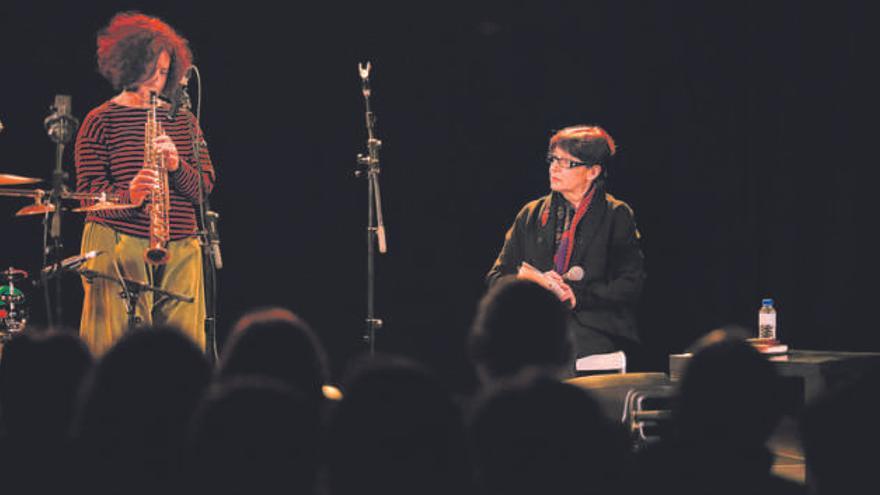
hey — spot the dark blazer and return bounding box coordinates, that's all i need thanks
[486,184,645,356]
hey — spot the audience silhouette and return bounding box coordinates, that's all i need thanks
[637,335,804,495]
[0,329,93,493]
[469,369,632,495]
[470,278,572,382]
[183,376,321,495]
[72,325,210,495]
[4,307,860,495]
[800,366,880,495]
[0,329,92,441]
[217,306,331,402]
[326,354,474,495]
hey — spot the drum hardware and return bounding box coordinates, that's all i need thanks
[0,267,29,339]
[2,95,145,331]
[0,173,42,186]
[67,191,133,212]
[1,186,132,216]
[71,201,137,213]
[27,253,193,333]
[41,94,79,328]
[77,264,193,333]
[40,250,104,279]
[0,188,55,216]
[0,187,46,198]
[17,203,55,216]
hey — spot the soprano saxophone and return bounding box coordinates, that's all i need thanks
[144,92,171,265]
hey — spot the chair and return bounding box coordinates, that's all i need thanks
[623,384,677,451]
[566,372,677,450]
[567,372,669,421]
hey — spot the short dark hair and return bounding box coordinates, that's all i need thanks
[96,11,192,97]
[549,124,617,168]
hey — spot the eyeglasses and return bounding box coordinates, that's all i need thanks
[545,154,592,170]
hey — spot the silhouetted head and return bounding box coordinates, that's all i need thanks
[327,354,472,495]
[470,278,572,382]
[684,324,753,354]
[72,325,210,489]
[676,338,782,450]
[800,367,880,494]
[0,329,93,440]
[218,307,330,401]
[185,376,321,495]
[468,370,629,495]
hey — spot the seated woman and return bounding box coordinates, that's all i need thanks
[486,125,645,369]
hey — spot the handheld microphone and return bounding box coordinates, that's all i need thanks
[563,265,584,282]
[545,266,584,304]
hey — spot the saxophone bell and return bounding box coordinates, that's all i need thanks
[145,244,170,265]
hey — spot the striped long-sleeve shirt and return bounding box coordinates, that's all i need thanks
[75,100,216,240]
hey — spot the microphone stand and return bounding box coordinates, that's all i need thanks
[75,265,195,333]
[180,66,222,365]
[42,95,79,328]
[356,62,387,356]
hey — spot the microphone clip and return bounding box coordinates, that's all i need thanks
[358,61,372,97]
[44,95,80,145]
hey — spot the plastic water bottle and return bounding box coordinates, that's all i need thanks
[758,298,777,340]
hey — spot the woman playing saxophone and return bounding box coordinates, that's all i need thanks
[75,11,216,355]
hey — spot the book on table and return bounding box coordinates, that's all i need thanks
[746,338,789,355]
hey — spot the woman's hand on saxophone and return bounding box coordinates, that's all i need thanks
[154,133,179,172]
[130,168,159,206]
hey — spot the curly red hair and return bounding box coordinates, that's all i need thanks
[96,11,192,98]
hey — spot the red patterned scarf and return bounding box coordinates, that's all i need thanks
[552,185,597,274]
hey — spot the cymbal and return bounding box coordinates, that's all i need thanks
[15,203,55,216]
[62,191,124,202]
[72,202,138,213]
[0,173,41,186]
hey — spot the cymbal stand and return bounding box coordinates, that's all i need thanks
[42,95,79,328]
[355,62,388,356]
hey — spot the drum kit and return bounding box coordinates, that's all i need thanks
[1,171,186,341]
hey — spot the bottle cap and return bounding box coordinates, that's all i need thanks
[762,298,774,306]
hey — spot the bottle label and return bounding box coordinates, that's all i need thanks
[759,312,777,339]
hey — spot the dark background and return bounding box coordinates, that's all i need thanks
[2,1,876,392]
